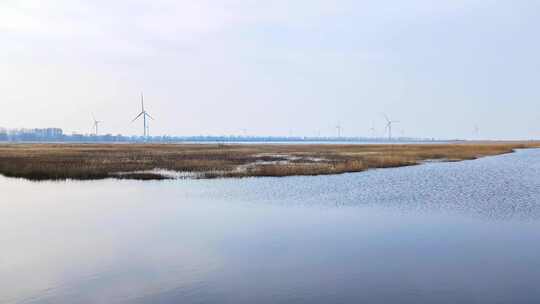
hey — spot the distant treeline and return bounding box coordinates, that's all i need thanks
[0,127,440,143]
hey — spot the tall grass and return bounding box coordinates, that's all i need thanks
[0,142,538,180]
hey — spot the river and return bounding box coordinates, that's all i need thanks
[1,149,539,303]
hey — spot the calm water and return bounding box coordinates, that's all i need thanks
[1,149,540,303]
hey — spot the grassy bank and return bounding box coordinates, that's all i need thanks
[0,142,538,181]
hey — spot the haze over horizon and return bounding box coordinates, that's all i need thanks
[2,0,539,140]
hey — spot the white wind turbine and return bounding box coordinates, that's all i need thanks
[369,121,376,138]
[92,114,102,136]
[382,114,399,141]
[132,92,154,138]
[336,122,342,138]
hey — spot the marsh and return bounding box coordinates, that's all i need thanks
[0,142,538,180]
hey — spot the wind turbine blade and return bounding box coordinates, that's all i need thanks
[141,92,144,111]
[132,111,144,122]
[145,112,155,120]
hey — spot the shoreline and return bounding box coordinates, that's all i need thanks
[0,142,538,181]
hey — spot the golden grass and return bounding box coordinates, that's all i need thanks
[0,142,538,180]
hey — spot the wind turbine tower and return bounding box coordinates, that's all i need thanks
[383,114,399,141]
[92,114,102,136]
[336,123,342,138]
[370,121,376,138]
[132,92,154,138]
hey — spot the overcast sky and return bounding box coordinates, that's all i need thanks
[1,0,539,139]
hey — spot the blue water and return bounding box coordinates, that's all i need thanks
[1,149,540,303]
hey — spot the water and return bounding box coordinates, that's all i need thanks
[1,149,540,303]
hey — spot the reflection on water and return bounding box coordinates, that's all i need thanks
[1,149,540,303]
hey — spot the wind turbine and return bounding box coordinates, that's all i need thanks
[92,114,102,136]
[382,114,399,141]
[369,121,376,138]
[132,92,154,138]
[336,123,342,138]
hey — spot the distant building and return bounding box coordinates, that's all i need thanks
[5,128,64,142]
[33,128,63,139]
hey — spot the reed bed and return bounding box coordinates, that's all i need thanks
[0,142,538,180]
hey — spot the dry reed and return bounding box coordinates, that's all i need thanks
[0,142,538,180]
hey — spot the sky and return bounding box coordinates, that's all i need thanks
[1,0,539,139]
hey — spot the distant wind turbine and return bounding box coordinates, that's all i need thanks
[336,123,342,138]
[132,92,154,138]
[92,114,102,136]
[369,121,376,138]
[382,114,399,141]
